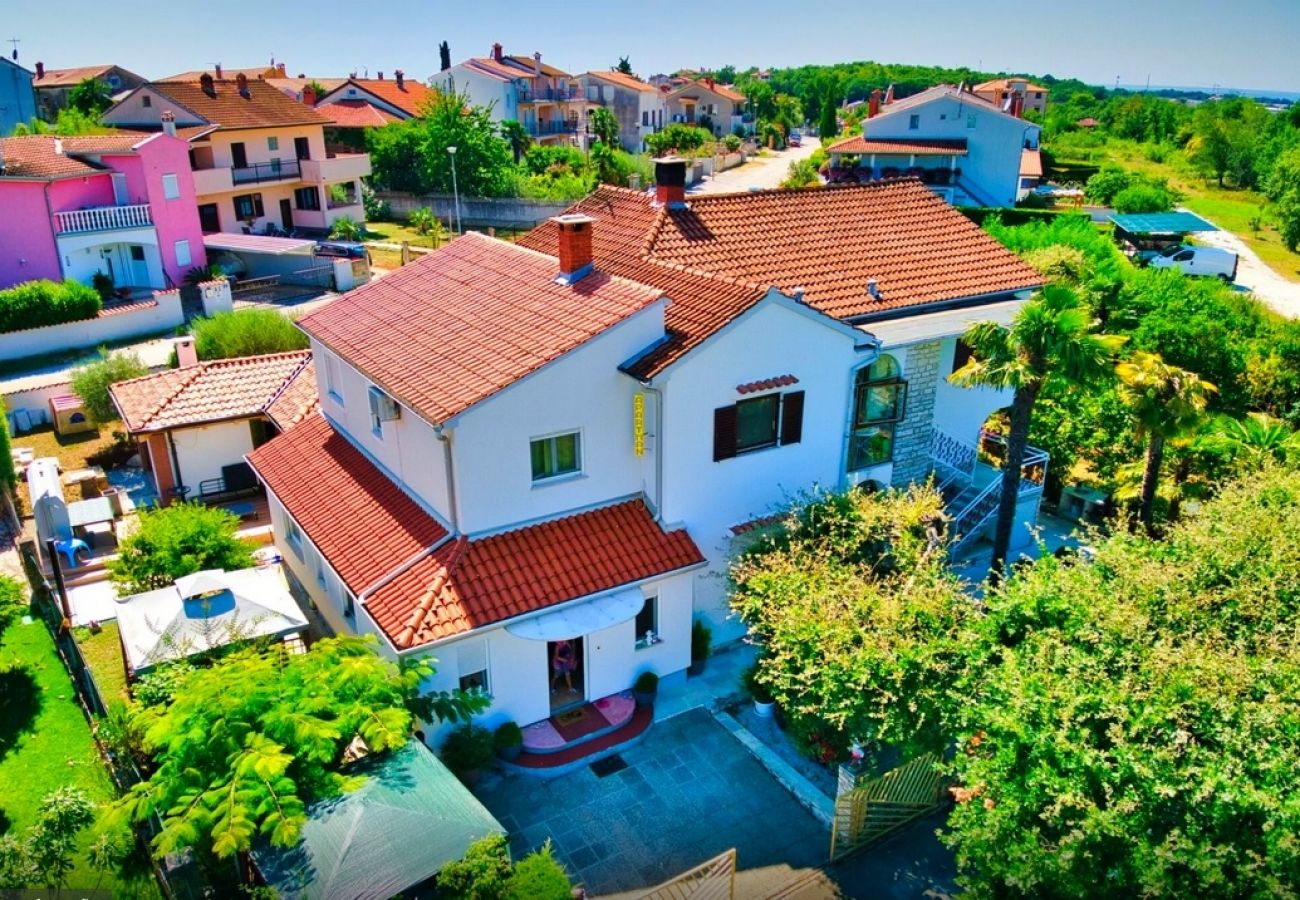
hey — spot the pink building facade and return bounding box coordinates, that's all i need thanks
[0,133,206,292]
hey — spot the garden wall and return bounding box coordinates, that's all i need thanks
[376,192,573,229]
[0,290,184,362]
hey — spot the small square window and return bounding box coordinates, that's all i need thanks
[267,136,279,151]
[459,670,489,692]
[908,114,920,130]
[142,95,152,108]
[162,173,180,199]
[174,239,191,267]
[531,431,581,481]
[635,596,659,649]
[458,641,489,693]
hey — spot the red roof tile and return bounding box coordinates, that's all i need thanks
[110,351,313,432]
[265,361,320,430]
[0,136,105,179]
[317,100,400,128]
[586,71,658,93]
[1020,148,1043,178]
[247,416,449,596]
[464,58,529,82]
[366,499,704,648]
[338,78,437,117]
[825,136,968,156]
[296,232,663,424]
[145,79,330,130]
[736,374,798,395]
[33,65,122,88]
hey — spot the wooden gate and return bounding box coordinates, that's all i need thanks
[829,753,946,862]
[634,848,736,900]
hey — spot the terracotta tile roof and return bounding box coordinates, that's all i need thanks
[736,374,798,395]
[974,78,1049,94]
[109,351,313,433]
[825,136,968,156]
[147,79,330,130]
[506,55,570,78]
[586,71,658,93]
[367,499,704,648]
[317,100,400,128]
[340,78,437,117]
[1020,148,1044,178]
[645,180,1043,320]
[296,231,663,423]
[247,416,449,596]
[163,66,280,82]
[0,135,106,179]
[464,57,528,82]
[874,84,1008,119]
[265,361,320,430]
[33,64,118,87]
[671,80,745,103]
[263,77,347,96]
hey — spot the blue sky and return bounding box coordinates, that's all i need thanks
[12,0,1300,94]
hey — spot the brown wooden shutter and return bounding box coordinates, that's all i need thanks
[780,391,804,446]
[713,405,738,461]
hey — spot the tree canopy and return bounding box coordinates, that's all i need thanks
[70,348,147,424]
[67,77,113,116]
[109,503,256,595]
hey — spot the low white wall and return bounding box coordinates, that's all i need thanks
[0,291,184,362]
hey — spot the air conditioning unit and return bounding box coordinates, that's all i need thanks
[368,386,401,422]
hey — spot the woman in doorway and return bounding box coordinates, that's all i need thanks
[551,639,577,693]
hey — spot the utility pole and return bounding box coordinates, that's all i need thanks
[447,145,462,235]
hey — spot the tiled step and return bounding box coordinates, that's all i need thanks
[504,706,654,778]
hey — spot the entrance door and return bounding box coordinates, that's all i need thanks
[128,245,148,286]
[279,198,294,232]
[547,637,584,713]
[197,203,220,233]
[230,142,248,169]
[294,136,310,161]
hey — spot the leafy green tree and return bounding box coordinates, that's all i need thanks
[0,575,26,642]
[108,636,487,861]
[504,842,571,900]
[1277,188,1300,252]
[109,503,255,595]
[780,158,821,188]
[499,119,531,164]
[817,87,839,140]
[1116,351,1216,530]
[589,106,620,148]
[1111,182,1172,213]
[439,41,451,73]
[1214,412,1300,469]
[191,308,309,360]
[1188,112,1234,186]
[614,56,634,76]
[67,77,112,116]
[0,787,95,891]
[437,834,513,899]
[366,89,513,197]
[71,348,148,423]
[952,286,1121,575]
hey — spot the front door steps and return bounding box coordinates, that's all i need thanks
[505,690,654,778]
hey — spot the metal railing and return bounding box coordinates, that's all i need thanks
[948,434,1049,553]
[528,119,579,136]
[55,203,152,234]
[231,157,302,185]
[930,429,979,489]
[518,85,579,103]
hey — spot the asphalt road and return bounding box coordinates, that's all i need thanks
[691,138,822,195]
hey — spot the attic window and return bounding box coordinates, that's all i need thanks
[142,95,152,108]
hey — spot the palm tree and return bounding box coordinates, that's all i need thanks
[500,119,531,165]
[1116,351,1216,532]
[1214,412,1300,470]
[951,285,1121,575]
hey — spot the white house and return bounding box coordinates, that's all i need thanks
[827,84,1041,207]
[578,71,667,152]
[248,161,1043,748]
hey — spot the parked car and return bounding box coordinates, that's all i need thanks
[314,240,370,261]
[1146,244,1238,281]
[788,129,802,147]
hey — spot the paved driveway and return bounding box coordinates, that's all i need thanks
[1196,224,1300,317]
[474,707,828,897]
[692,139,822,195]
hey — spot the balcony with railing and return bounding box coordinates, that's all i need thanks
[527,119,579,137]
[518,85,579,103]
[231,158,302,186]
[54,204,153,235]
[300,153,371,184]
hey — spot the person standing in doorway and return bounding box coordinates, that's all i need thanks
[551,639,577,693]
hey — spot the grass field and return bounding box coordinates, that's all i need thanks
[0,618,160,896]
[73,621,129,707]
[12,425,125,516]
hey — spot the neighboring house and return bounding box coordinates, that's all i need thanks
[109,347,316,502]
[314,74,436,150]
[0,132,206,291]
[435,43,591,146]
[666,79,750,137]
[163,63,286,83]
[973,78,1049,116]
[247,161,1043,744]
[31,63,145,119]
[578,71,666,152]
[102,73,371,235]
[828,84,1041,207]
[0,57,36,135]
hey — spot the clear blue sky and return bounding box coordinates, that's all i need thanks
[11,0,1300,94]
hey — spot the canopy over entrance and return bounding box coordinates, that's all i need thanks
[1108,211,1218,237]
[505,588,644,641]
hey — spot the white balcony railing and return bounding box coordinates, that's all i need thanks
[55,204,153,235]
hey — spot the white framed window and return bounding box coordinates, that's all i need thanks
[284,517,304,559]
[635,595,660,649]
[267,136,279,151]
[457,639,490,693]
[368,385,400,437]
[322,353,344,405]
[530,430,581,481]
[174,239,191,267]
[162,173,180,199]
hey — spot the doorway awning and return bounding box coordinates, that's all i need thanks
[505,588,645,641]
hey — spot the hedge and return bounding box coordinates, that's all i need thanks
[959,207,1092,227]
[0,279,102,334]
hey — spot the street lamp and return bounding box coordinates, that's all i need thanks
[447,145,462,235]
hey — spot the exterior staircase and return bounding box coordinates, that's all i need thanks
[929,429,1048,556]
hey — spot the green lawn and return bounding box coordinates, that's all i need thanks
[0,618,160,896]
[73,621,129,707]
[363,220,447,248]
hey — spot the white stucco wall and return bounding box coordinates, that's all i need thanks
[170,418,255,492]
[931,336,1012,443]
[435,66,517,123]
[0,291,184,362]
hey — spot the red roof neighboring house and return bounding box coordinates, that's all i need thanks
[109,351,315,433]
[113,79,330,132]
[825,136,969,156]
[319,77,437,119]
[32,64,141,88]
[1020,148,1044,179]
[585,71,658,93]
[296,231,664,424]
[1076,117,1100,128]
[317,100,401,128]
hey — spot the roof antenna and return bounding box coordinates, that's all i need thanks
[6,37,18,61]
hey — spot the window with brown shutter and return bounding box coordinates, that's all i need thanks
[713,405,738,461]
[780,391,804,445]
[714,390,803,461]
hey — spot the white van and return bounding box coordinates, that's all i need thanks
[1147,244,1239,281]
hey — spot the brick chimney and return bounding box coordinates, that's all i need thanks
[200,73,216,97]
[653,156,687,208]
[236,72,249,97]
[302,85,317,106]
[395,69,405,90]
[34,61,44,80]
[551,214,595,282]
[161,110,177,137]
[533,52,542,77]
[175,336,199,369]
[277,62,286,76]
[492,42,503,62]
[214,63,223,80]
[1010,94,1024,118]
[377,71,384,80]
[868,89,881,118]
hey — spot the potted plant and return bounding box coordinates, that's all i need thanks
[689,618,712,677]
[742,661,775,718]
[632,671,659,708]
[493,721,523,762]
[440,723,494,785]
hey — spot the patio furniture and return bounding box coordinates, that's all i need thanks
[67,496,115,530]
[52,538,91,569]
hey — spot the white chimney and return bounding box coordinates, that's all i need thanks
[533,52,542,77]
[53,138,63,155]
[161,111,177,137]
[866,278,880,299]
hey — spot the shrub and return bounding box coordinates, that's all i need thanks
[408,206,436,235]
[1084,164,1135,205]
[493,721,522,751]
[70,348,148,423]
[724,133,743,152]
[361,181,391,221]
[633,670,659,693]
[691,618,712,662]
[108,503,255,595]
[328,216,363,241]
[504,842,571,900]
[131,661,195,707]
[438,834,513,899]
[1023,245,1090,284]
[780,158,821,189]
[0,414,14,490]
[741,661,773,703]
[191,309,309,360]
[522,144,587,177]
[0,279,101,333]
[1112,183,1173,214]
[183,263,226,286]
[646,123,713,157]
[0,574,26,640]
[91,271,115,301]
[439,723,494,777]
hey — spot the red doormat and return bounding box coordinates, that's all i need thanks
[553,704,611,743]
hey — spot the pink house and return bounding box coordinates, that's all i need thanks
[0,131,206,293]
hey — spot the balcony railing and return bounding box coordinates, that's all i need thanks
[231,158,302,186]
[55,204,153,235]
[518,85,579,103]
[528,120,579,137]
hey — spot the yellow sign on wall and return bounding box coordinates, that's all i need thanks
[633,393,646,457]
